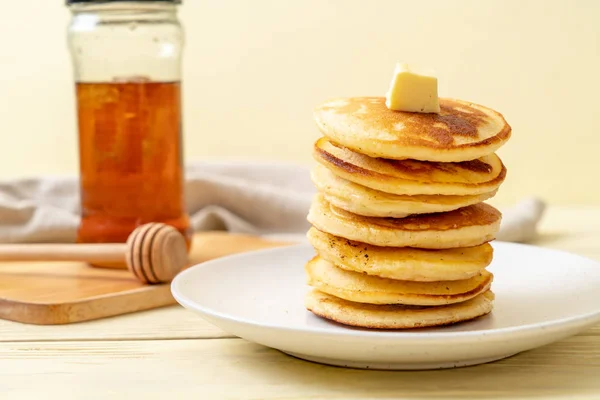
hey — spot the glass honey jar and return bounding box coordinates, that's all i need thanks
[66,0,191,257]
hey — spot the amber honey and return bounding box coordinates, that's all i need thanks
[75,80,191,250]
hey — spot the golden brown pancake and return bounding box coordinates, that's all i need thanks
[313,97,511,162]
[311,163,497,218]
[307,193,501,249]
[305,289,495,329]
[305,256,493,306]
[307,227,493,281]
[314,137,506,196]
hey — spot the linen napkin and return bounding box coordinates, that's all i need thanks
[0,161,545,244]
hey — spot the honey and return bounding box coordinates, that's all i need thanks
[75,80,191,250]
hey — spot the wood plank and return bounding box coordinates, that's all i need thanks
[1,335,599,399]
[0,305,232,342]
[0,232,291,325]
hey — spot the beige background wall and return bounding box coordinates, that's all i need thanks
[0,0,598,206]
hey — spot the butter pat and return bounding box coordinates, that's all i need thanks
[385,63,440,113]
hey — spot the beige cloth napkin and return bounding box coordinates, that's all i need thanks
[0,161,545,244]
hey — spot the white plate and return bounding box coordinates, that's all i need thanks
[171,242,600,370]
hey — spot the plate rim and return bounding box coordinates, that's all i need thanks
[171,241,600,342]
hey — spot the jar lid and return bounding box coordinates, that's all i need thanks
[66,0,181,4]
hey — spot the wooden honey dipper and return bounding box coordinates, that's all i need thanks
[0,222,188,284]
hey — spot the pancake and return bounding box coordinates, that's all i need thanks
[305,256,493,306]
[307,194,501,249]
[313,97,511,162]
[314,137,506,196]
[305,289,495,329]
[307,227,493,281]
[311,163,497,218]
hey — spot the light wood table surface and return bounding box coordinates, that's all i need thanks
[1,205,599,399]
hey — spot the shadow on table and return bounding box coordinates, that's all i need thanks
[220,335,599,398]
[528,232,568,246]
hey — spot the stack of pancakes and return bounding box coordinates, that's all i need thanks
[304,97,511,329]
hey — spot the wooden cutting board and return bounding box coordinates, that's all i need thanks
[0,232,293,325]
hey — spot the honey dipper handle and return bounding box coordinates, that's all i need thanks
[0,243,127,264]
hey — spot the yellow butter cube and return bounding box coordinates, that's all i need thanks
[385,63,440,114]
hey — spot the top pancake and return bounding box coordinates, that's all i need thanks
[314,97,511,162]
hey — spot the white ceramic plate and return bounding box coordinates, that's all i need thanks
[171,242,600,370]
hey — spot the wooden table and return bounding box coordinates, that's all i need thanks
[1,205,599,399]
